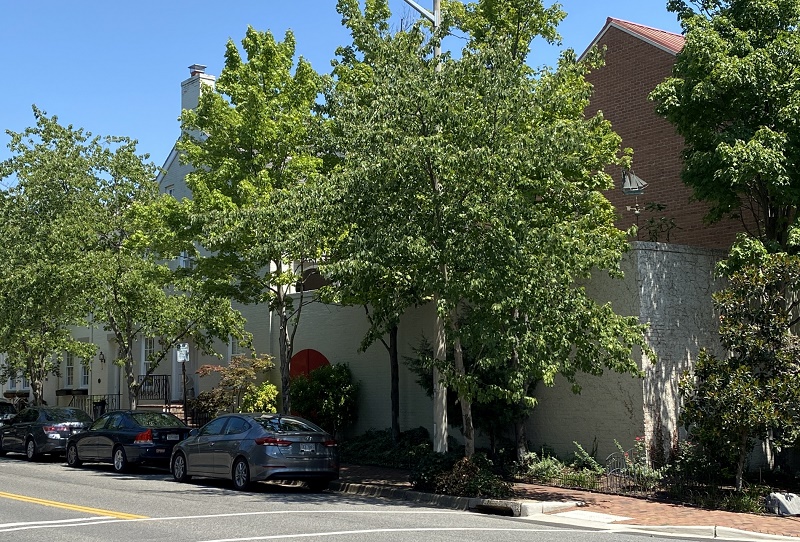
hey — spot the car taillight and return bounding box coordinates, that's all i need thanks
[323,439,337,447]
[42,425,63,433]
[254,436,292,446]
[134,429,153,444]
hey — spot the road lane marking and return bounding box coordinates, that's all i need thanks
[0,491,147,520]
[0,517,110,528]
[201,528,598,541]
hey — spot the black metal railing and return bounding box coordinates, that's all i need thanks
[68,394,121,419]
[137,374,170,404]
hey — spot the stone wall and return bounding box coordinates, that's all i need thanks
[525,242,726,461]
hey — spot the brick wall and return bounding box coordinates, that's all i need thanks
[587,27,742,250]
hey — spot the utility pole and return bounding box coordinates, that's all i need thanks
[402,0,447,454]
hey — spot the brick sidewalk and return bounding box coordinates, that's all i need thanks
[339,464,800,538]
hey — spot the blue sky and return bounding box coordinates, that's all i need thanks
[0,1,682,169]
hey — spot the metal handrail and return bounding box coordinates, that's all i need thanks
[137,374,170,404]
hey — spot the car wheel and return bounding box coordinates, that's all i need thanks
[66,443,82,467]
[232,458,250,490]
[172,452,191,483]
[306,479,330,492]
[112,446,128,473]
[25,438,38,461]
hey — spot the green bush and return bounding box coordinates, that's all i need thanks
[240,382,279,413]
[432,454,513,498]
[410,450,462,492]
[339,427,434,469]
[291,364,360,438]
[518,452,564,483]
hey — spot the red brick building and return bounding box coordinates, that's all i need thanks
[583,18,742,250]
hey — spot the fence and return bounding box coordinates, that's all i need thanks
[137,374,170,404]
[68,394,122,419]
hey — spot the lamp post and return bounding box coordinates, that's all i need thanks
[402,0,448,454]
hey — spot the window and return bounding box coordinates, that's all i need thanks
[230,336,247,360]
[165,185,175,197]
[7,375,29,391]
[178,250,192,268]
[294,262,330,293]
[199,416,228,436]
[224,417,250,435]
[80,363,90,388]
[65,353,74,387]
[143,337,157,375]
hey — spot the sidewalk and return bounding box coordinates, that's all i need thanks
[333,464,800,540]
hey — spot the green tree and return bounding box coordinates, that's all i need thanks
[680,236,800,490]
[328,0,649,458]
[651,0,800,251]
[179,26,326,415]
[0,107,246,409]
[196,354,276,414]
[0,108,97,404]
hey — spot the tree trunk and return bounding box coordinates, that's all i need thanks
[735,430,750,491]
[515,418,527,462]
[452,330,474,458]
[30,378,44,406]
[125,358,139,410]
[389,324,400,444]
[432,294,448,453]
[279,303,292,415]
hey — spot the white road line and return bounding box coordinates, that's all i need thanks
[201,527,599,542]
[0,516,108,532]
[0,510,467,533]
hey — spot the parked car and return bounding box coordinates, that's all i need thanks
[170,413,339,491]
[66,410,191,472]
[0,406,93,460]
[0,401,16,425]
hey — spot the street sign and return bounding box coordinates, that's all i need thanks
[177,343,189,363]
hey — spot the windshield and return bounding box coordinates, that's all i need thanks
[0,403,15,415]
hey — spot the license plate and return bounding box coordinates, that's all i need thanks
[300,443,315,453]
[166,434,180,441]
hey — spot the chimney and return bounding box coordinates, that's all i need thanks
[181,63,216,112]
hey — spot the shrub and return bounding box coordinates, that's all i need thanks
[572,441,604,474]
[340,427,434,469]
[291,364,360,438]
[432,454,513,498]
[518,452,564,484]
[410,450,461,492]
[195,354,275,413]
[240,382,279,413]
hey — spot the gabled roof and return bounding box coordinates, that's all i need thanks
[579,17,685,60]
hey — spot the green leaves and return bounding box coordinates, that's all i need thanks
[179,27,327,414]
[652,0,800,250]
[324,0,649,435]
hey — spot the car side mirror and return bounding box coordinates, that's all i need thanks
[189,428,198,437]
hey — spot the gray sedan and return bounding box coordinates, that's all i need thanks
[170,413,339,491]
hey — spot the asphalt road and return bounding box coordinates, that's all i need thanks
[0,454,703,542]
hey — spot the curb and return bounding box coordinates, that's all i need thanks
[330,481,800,540]
[329,480,582,517]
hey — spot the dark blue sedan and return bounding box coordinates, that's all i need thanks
[66,410,191,472]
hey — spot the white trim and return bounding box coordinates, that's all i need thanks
[155,146,179,188]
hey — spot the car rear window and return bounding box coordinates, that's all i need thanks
[0,403,15,415]
[42,408,93,423]
[252,416,321,433]
[131,412,186,428]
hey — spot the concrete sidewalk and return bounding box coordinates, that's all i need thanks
[333,464,800,540]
